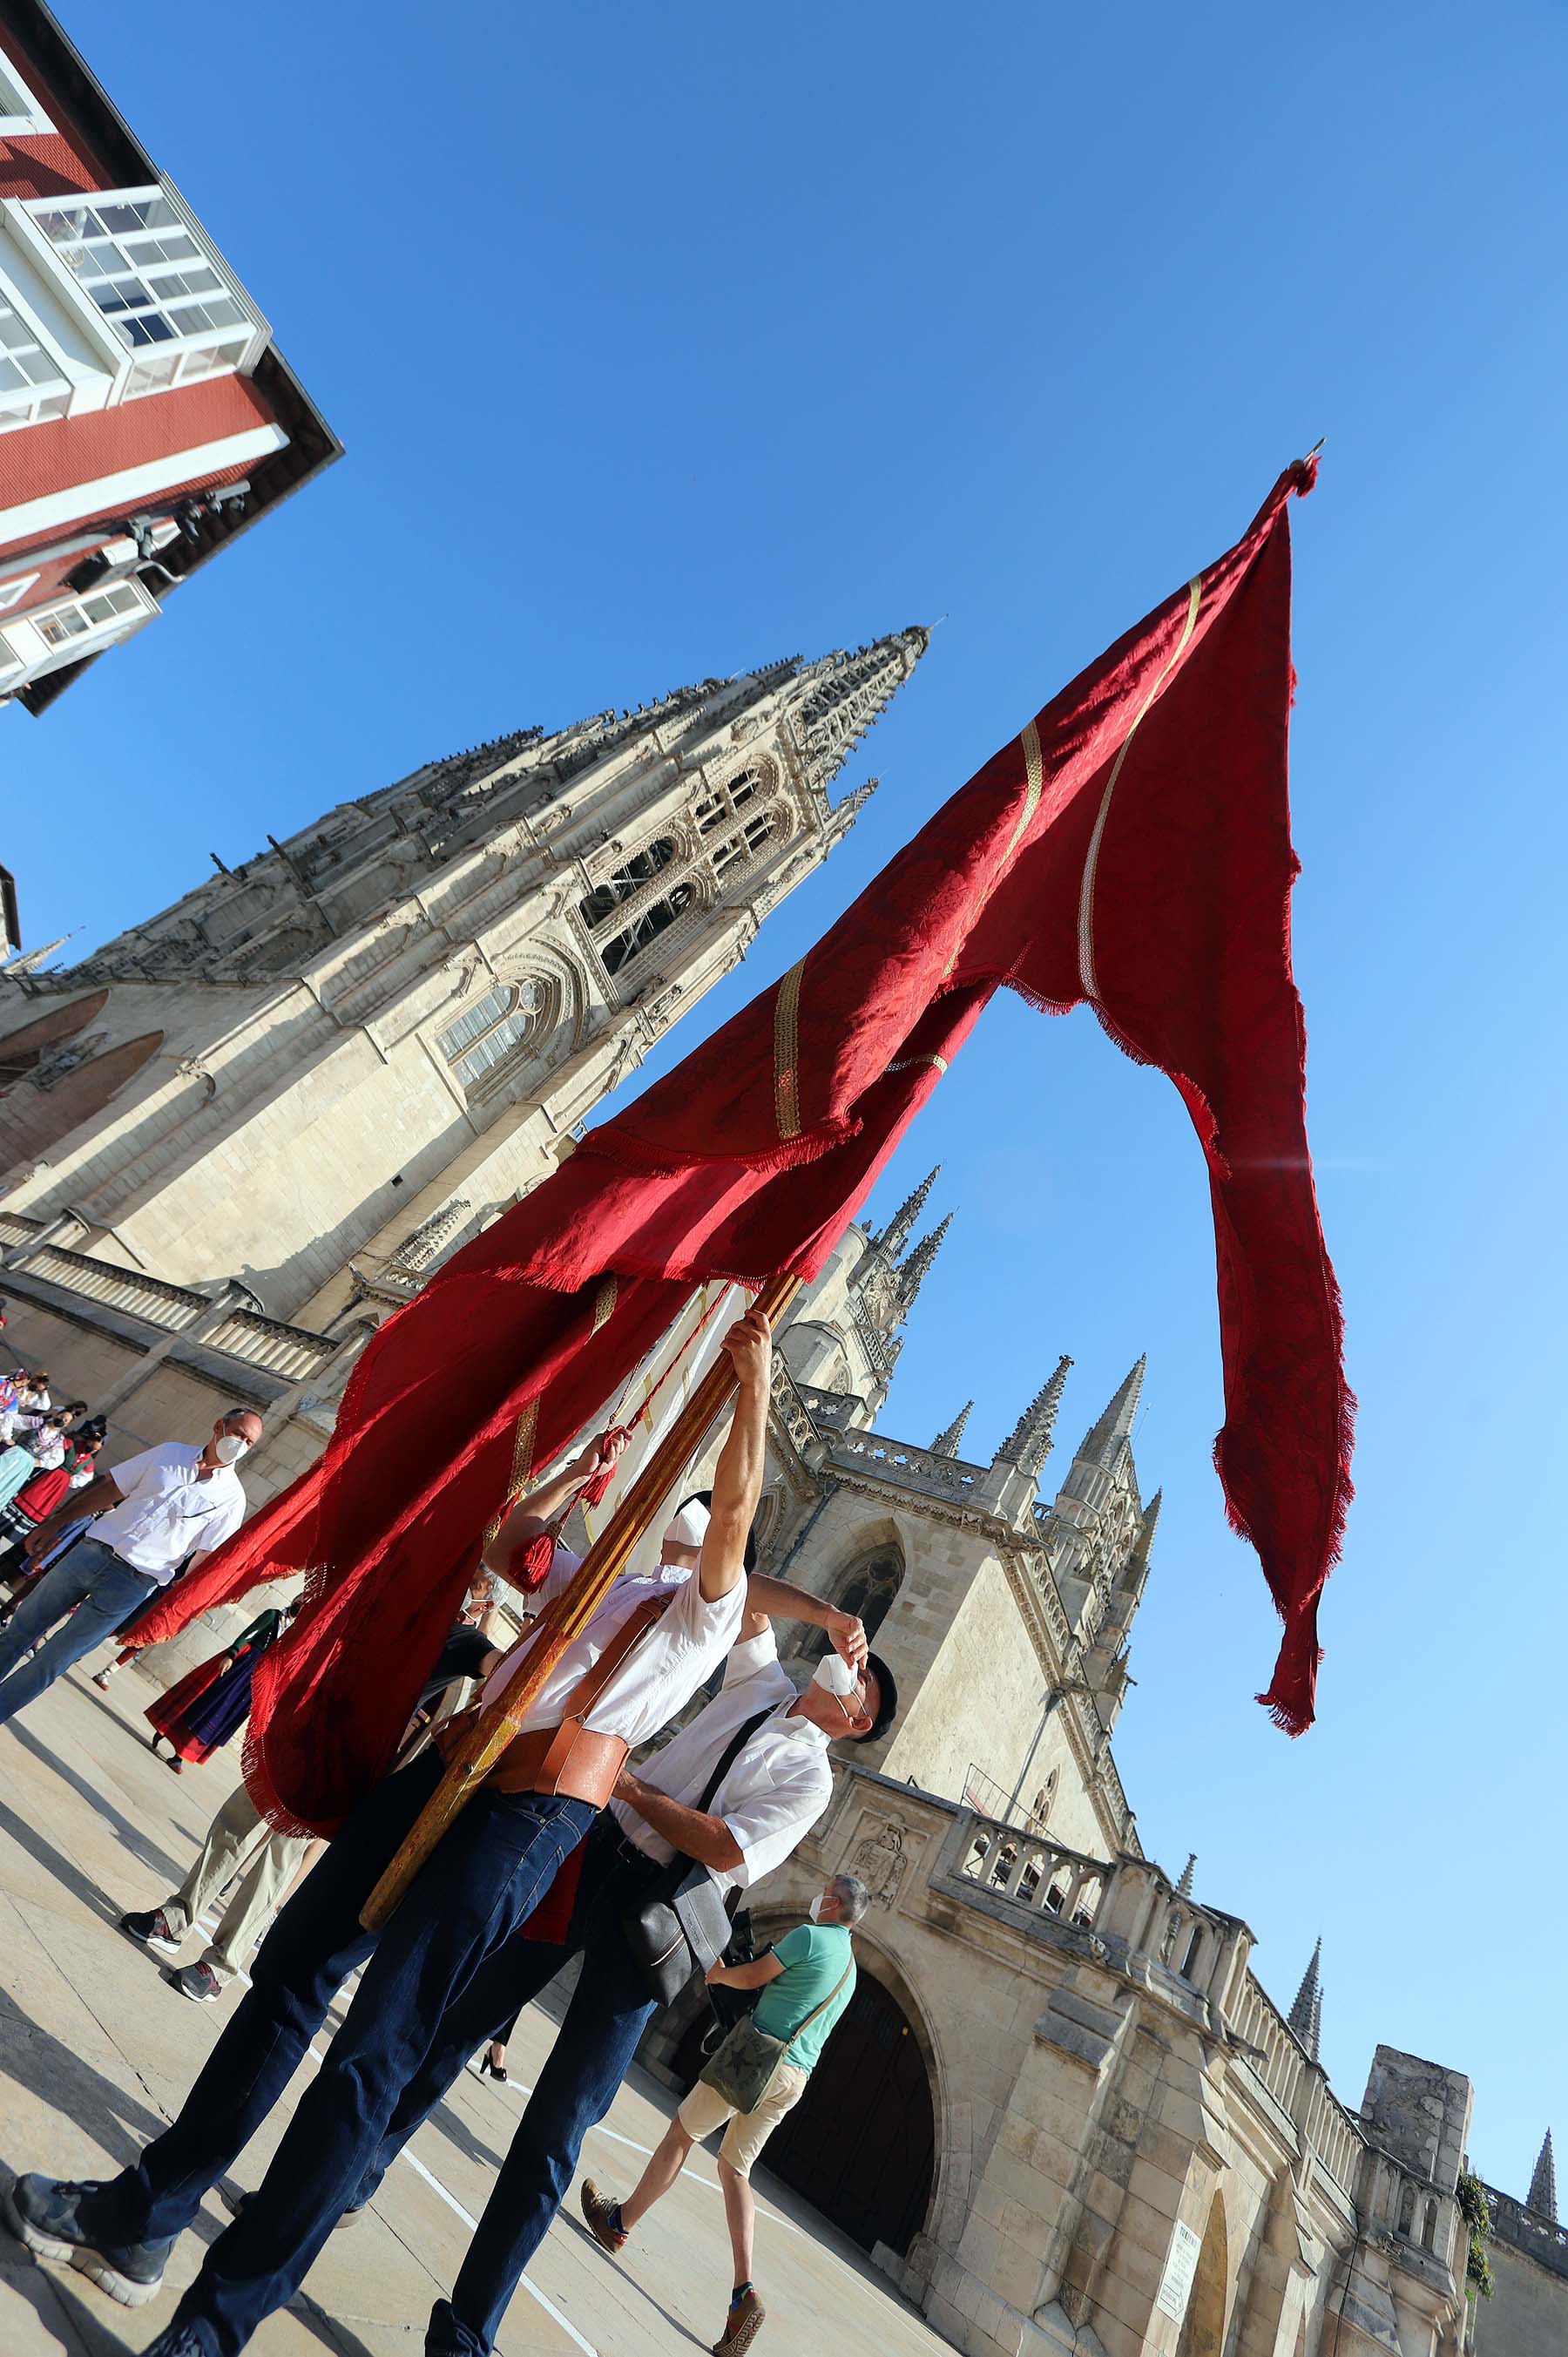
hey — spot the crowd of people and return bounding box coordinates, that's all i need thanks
[0,1309,896,2357]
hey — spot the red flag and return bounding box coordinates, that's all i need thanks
[130,458,1347,1831]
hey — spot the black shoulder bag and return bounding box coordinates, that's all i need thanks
[619,1705,776,2006]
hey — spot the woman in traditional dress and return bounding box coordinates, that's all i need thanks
[145,1607,290,1773]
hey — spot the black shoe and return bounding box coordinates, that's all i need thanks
[166,1961,223,2004]
[3,2171,173,2306]
[119,1907,183,1959]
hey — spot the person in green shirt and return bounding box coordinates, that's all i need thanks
[582,1873,866,2354]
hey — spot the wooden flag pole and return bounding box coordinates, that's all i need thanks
[360,1269,801,1932]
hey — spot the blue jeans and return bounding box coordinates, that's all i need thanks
[0,1536,157,1726]
[358,1819,659,2357]
[83,1748,595,2357]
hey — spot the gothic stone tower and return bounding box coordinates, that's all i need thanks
[0,630,927,1320]
[754,1163,1161,1865]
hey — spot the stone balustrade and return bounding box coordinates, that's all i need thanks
[17,1245,215,1333]
[1230,1968,1309,2120]
[1482,2183,1568,2279]
[949,1809,1115,1933]
[828,1426,983,1500]
[1306,2074,1363,2203]
[0,1219,340,1385]
[199,1307,337,1380]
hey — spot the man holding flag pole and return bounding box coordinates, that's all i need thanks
[6,1299,779,2350]
[3,457,1350,2356]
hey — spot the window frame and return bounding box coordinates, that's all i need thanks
[0,574,158,689]
[0,571,39,613]
[0,271,75,430]
[435,979,550,1094]
[0,55,54,138]
[2,179,268,405]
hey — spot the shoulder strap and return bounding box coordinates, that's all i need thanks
[789,1941,855,2040]
[557,1591,672,1722]
[694,1703,778,1814]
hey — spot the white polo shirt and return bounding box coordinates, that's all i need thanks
[93,1443,247,1586]
[610,1624,834,1894]
[479,1542,746,1751]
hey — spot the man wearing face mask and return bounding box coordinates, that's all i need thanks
[583,1868,867,2354]
[0,1407,262,1730]
[318,1574,896,2357]
[7,1313,771,2354]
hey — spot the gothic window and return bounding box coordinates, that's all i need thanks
[436,979,547,1090]
[578,837,679,929]
[808,1544,903,1657]
[712,809,778,877]
[596,883,697,978]
[1030,1769,1059,1829]
[693,770,762,836]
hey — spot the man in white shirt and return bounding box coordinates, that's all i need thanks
[0,1408,261,1731]
[333,1575,897,2357]
[7,1307,773,2357]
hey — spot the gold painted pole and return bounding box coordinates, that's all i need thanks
[360,1269,801,1932]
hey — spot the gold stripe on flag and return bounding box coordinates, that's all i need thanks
[1004,720,1045,864]
[483,1396,539,1544]
[773,958,805,1139]
[1078,576,1203,1001]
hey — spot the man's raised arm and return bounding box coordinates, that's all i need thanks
[742,1571,868,1669]
[697,1308,774,1602]
[481,1429,627,1579]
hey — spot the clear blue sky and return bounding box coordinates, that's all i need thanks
[10,3,1565,2197]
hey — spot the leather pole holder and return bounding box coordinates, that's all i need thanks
[435,1593,670,1809]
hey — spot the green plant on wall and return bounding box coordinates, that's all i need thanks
[1456,2171,1494,2299]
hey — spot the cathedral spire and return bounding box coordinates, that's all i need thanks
[788,627,930,796]
[1176,1852,1197,1899]
[1528,2129,1558,2221]
[1078,1355,1146,1467]
[1119,1488,1162,1589]
[930,1401,974,1458]
[897,1212,954,1308]
[874,1166,939,1259]
[1287,1938,1323,2062]
[993,1354,1073,1480]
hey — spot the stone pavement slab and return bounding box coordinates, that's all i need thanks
[0,1650,956,2357]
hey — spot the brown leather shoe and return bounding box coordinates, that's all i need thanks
[579,2178,628,2256]
[713,2287,767,2353]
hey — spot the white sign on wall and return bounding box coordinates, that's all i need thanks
[1154,2218,1203,2326]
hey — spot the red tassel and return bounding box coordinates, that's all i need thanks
[578,1424,630,1508]
[509,1529,558,1591]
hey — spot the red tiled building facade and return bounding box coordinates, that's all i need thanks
[0,1,338,715]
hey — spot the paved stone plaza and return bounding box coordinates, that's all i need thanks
[0,1657,951,2357]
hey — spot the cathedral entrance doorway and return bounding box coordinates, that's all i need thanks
[672,1968,936,2257]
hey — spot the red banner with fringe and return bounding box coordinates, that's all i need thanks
[126,458,1348,1832]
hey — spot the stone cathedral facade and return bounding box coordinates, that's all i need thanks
[0,633,1550,2357]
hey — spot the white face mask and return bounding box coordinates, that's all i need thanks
[811,1652,858,1698]
[808,1893,833,1924]
[213,1432,250,1466]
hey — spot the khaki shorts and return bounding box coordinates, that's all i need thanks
[677,2058,811,2178]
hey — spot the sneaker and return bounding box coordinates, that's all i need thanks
[579,2179,629,2255]
[166,1961,224,2004]
[3,2172,172,2307]
[713,2287,767,2354]
[119,1907,184,1960]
